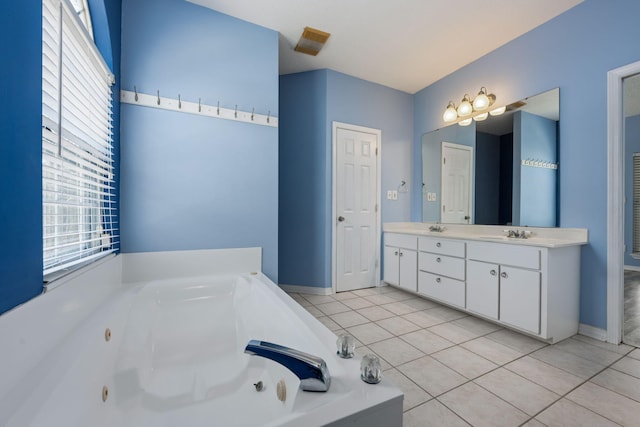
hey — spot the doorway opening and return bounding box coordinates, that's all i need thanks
[607,60,640,345]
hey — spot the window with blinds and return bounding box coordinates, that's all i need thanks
[634,154,640,257]
[42,0,118,277]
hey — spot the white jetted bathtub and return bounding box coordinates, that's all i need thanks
[0,248,402,427]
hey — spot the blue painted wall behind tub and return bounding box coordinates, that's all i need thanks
[119,0,279,281]
[412,0,640,330]
[0,0,121,315]
[0,0,43,314]
[278,69,413,289]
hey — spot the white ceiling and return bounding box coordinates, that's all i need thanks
[188,0,583,94]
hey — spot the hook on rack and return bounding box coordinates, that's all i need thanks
[217,101,220,116]
[267,110,270,124]
[157,90,160,105]
[178,94,182,109]
[134,86,138,102]
[235,104,238,119]
[198,98,202,113]
[251,108,254,121]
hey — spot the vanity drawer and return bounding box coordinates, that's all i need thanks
[467,242,540,270]
[418,271,465,308]
[419,252,465,281]
[419,237,465,258]
[385,233,418,250]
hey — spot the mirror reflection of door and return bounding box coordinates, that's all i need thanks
[441,142,473,224]
[623,73,640,347]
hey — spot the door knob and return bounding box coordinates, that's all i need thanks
[338,216,345,222]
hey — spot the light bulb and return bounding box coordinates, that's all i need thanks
[489,106,506,116]
[443,102,458,122]
[457,95,472,117]
[473,112,488,121]
[459,118,472,126]
[473,87,490,111]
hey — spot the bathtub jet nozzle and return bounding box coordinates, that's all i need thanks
[244,340,331,392]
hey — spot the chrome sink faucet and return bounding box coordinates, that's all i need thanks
[428,224,445,232]
[504,229,530,239]
[244,340,331,392]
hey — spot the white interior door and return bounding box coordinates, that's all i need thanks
[335,125,379,292]
[441,142,473,224]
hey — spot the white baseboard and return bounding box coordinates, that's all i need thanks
[578,323,607,341]
[278,284,333,296]
[624,264,640,272]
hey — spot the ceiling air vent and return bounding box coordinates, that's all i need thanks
[294,27,330,56]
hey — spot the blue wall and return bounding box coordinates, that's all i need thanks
[514,111,557,227]
[0,0,43,314]
[625,115,640,267]
[119,0,279,281]
[278,69,413,288]
[412,0,640,329]
[0,0,120,315]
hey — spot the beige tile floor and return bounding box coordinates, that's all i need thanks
[286,285,640,427]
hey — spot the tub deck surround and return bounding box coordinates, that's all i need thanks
[383,222,588,248]
[0,249,402,427]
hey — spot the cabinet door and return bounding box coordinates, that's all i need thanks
[398,249,417,292]
[499,266,541,334]
[383,246,400,286]
[466,260,499,319]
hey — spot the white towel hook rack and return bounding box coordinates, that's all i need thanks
[120,89,278,128]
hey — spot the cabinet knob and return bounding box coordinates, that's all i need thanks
[490,269,497,276]
[501,272,508,279]
[435,277,441,283]
[436,242,441,248]
[399,251,404,257]
[436,257,441,263]
[394,251,398,256]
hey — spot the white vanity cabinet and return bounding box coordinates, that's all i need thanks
[383,233,417,292]
[417,237,466,308]
[382,226,586,343]
[466,241,578,340]
[466,244,542,334]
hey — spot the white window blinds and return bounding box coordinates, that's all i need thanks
[634,153,640,256]
[42,0,118,276]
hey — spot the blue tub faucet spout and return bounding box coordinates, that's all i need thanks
[244,339,331,392]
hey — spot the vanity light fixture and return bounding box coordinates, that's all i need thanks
[473,87,490,111]
[442,87,504,125]
[489,106,507,116]
[443,101,458,122]
[457,95,473,117]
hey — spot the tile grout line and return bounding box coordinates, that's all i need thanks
[293,288,640,424]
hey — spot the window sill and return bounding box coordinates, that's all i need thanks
[44,251,117,292]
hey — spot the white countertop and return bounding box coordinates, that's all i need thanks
[383,222,588,248]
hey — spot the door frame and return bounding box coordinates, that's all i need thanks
[441,141,474,224]
[332,121,382,293]
[607,59,640,344]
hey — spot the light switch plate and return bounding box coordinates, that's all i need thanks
[387,190,393,200]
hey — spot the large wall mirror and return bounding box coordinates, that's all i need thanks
[422,88,559,227]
